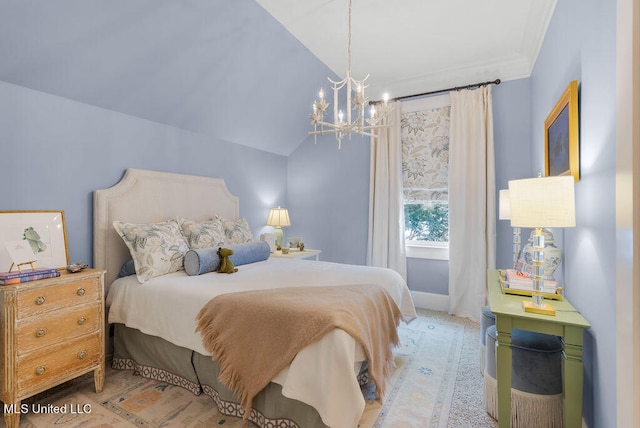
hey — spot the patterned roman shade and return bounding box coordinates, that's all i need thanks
[400,106,450,203]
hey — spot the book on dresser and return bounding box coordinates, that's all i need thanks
[0,267,61,285]
[503,269,558,292]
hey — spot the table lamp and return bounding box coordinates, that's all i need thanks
[266,206,291,250]
[498,189,521,269]
[508,175,575,316]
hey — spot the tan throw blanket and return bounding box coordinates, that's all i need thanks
[195,283,402,418]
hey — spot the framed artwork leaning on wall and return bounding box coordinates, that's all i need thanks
[544,80,580,182]
[0,210,69,271]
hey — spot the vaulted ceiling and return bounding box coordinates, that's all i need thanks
[257,0,556,100]
[0,1,555,156]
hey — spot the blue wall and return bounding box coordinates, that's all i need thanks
[0,0,327,156]
[287,132,371,265]
[529,0,617,426]
[493,78,534,270]
[0,81,287,266]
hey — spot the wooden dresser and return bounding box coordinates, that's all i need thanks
[0,268,105,428]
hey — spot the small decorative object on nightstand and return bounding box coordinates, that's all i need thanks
[66,262,89,273]
[288,237,302,248]
[272,248,321,261]
[0,269,106,428]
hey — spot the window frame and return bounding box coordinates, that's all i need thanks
[400,94,452,261]
[405,239,449,260]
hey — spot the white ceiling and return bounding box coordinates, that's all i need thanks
[257,0,557,101]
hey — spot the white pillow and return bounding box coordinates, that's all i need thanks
[217,216,253,244]
[113,219,189,283]
[177,217,226,249]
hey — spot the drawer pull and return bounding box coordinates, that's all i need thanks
[77,350,87,360]
[35,328,46,337]
[77,317,86,325]
[35,296,46,305]
[76,288,86,296]
[35,366,46,376]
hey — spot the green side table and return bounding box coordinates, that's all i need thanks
[487,269,590,428]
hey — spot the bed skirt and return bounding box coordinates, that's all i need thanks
[111,323,331,428]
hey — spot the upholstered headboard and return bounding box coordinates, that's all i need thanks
[93,168,239,292]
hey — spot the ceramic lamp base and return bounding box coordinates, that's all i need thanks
[522,300,556,316]
[274,227,284,250]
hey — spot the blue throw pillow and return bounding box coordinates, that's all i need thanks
[118,258,136,278]
[184,241,270,276]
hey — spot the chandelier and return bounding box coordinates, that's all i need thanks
[309,0,392,149]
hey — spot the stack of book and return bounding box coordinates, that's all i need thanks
[504,269,558,293]
[0,267,61,285]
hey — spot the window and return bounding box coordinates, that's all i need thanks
[400,97,450,259]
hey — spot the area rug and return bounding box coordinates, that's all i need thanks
[359,310,464,428]
[15,309,467,428]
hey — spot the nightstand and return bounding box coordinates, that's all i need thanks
[0,269,105,428]
[271,248,322,261]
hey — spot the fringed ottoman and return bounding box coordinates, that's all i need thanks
[484,325,564,427]
[480,305,496,374]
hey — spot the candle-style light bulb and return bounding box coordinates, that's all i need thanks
[383,93,390,104]
[338,110,344,122]
[319,88,324,100]
[370,105,376,118]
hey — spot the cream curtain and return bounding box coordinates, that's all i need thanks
[448,86,496,321]
[367,104,407,281]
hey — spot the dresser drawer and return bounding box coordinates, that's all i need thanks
[16,332,102,396]
[16,301,101,354]
[16,277,101,319]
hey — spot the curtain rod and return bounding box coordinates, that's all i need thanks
[369,78,501,105]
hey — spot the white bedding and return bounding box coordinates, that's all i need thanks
[107,257,416,428]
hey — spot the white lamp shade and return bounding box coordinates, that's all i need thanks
[266,206,291,227]
[508,176,576,228]
[498,189,511,220]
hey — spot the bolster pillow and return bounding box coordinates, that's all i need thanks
[184,241,271,276]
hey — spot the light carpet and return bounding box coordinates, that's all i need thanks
[13,309,497,427]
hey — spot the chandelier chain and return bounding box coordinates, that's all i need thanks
[347,0,352,74]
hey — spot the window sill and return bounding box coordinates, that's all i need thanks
[405,243,449,261]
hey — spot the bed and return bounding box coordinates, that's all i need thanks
[94,168,417,428]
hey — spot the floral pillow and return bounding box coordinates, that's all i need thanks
[217,216,253,244]
[177,217,226,249]
[113,219,190,283]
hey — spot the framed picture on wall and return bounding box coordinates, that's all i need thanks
[544,80,579,181]
[0,210,69,271]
